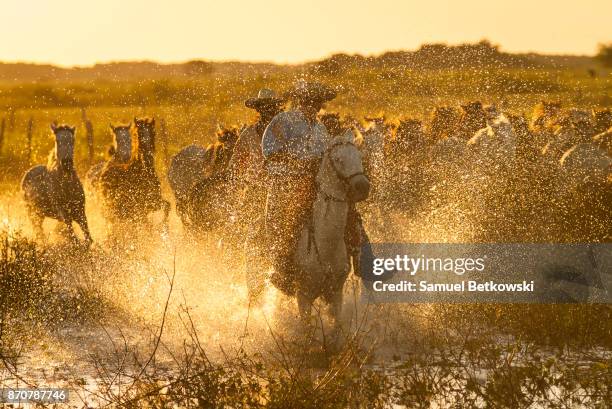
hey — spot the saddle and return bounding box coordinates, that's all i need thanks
[262,187,367,295]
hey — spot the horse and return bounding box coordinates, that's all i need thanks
[530,101,562,134]
[592,108,612,136]
[319,112,345,137]
[593,127,612,157]
[455,101,487,140]
[557,142,611,241]
[245,130,370,330]
[21,123,92,246]
[428,106,460,141]
[542,109,593,163]
[99,117,170,229]
[86,123,132,191]
[168,126,239,233]
[383,119,431,211]
[360,115,390,197]
[467,111,517,163]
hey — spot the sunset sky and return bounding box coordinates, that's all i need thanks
[3,0,611,66]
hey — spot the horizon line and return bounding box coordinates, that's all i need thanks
[0,42,600,70]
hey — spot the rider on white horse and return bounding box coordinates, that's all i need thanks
[262,80,367,292]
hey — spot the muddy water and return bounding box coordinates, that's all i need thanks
[2,187,424,406]
[2,170,608,408]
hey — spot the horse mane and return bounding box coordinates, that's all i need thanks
[108,123,131,160]
[131,117,157,162]
[46,147,59,170]
[216,125,239,145]
[531,101,562,130]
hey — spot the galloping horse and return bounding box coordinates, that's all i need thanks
[99,117,170,229]
[167,126,239,233]
[21,123,92,245]
[246,130,370,329]
[86,123,132,191]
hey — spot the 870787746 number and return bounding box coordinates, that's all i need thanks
[0,388,69,403]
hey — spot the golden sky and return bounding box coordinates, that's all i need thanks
[3,0,611,66]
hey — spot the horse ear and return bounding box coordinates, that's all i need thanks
[50,122,57,132]
[70,126,76,134]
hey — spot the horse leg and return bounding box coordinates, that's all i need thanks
[325,290,344,346]
[29,211,45,243]
[161,199,170,236]
[296,290,314,326]
[75,210,93,247]
[63,220,78,244]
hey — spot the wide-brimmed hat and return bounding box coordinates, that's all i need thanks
[285,79,337,103]
[245,89,286,110]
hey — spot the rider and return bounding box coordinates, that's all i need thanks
[228,89,286,224]
[262,80,370,291]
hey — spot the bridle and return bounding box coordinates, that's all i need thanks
[317,139,367,203]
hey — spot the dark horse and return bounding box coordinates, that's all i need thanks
[21,123,92,245]
[99,117,170,229]
[86,123,133,191]
[167,126,239,233]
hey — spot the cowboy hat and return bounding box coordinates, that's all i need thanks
[285,79,336,103]
[245,88,286,109]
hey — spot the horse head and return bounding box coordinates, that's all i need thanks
[395,118,425,148]
[109,123,132,163]
[50,122,76,171]
[319,112,344,136]
[429,106,460,141]
[318,131,370,203]
[216,124,239,148]
[531,101,562,131]
[592,108,612,135]
[457,101,487,139]
[133,117,156,159]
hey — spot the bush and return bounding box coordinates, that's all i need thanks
[596,43,612,68]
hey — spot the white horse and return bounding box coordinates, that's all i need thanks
[22,123,92,246]
[467,112,517,168]
[559,143,611,191]
[246,130,370,328]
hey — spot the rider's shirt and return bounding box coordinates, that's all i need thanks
[262,110,329,175]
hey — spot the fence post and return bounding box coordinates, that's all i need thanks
[8,107,15,131]
[26,117,33,163]
[81,107,95,165]
[85,119,94,165]
[0,118,5,155]
[160,118,169,168]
